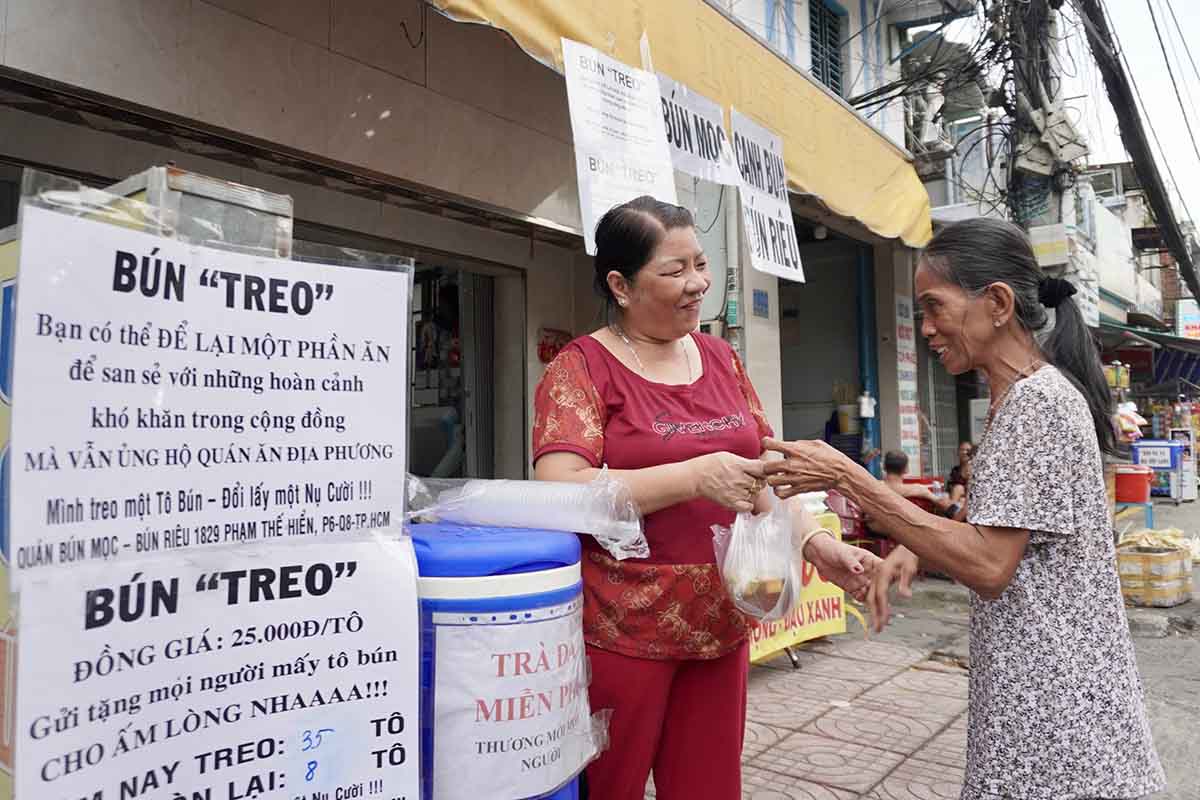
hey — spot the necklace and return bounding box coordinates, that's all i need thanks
[986,356,1046,424]
[612,324,693,383]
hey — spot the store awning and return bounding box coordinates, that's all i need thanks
[1100,322,1200,384]
[428,0,933,248]
[1097,322,1161,352]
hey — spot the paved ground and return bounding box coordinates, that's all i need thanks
[651,500,1200,799]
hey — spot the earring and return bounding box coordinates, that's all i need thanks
[618,299,628,308]
[993,319,1002,328]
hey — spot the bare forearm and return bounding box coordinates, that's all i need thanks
[534,459,700,515]
[837,465,1008,594]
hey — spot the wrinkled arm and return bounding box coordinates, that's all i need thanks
[836,463,1027,600]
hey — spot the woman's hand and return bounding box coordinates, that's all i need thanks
[692,452,767,513]
[761,438,855,497]
[803,533,880,601]
[866,546,920,634]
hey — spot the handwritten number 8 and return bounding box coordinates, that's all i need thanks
[306,760,318,782]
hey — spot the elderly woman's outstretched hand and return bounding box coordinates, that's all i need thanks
[762,437,853,497]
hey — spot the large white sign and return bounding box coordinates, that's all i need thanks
[16,538,421,800]
[657,74,742,186]
[562,38,678,254]
[896,294,921,473]
[432,597,593,799]
[8,206,410,583]
[730,109,804,283]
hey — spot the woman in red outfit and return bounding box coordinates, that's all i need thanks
[532,196,878,800]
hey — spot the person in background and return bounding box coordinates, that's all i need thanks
[947,440,974,502]
[532,196,879,800]
[761,217,1164,800]
[882,450,951,510]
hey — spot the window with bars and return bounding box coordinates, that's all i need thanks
[809,0,843,95]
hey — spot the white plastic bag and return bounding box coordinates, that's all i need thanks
[711,501,798,621]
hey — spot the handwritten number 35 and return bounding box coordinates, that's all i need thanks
[302,728,335,752]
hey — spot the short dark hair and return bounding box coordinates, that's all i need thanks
[593,195,694,313]
[883,450,909,476]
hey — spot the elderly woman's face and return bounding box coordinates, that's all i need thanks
[915,260,996,376]
[620,225,710,339]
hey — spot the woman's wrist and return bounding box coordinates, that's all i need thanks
[800,527,836,561]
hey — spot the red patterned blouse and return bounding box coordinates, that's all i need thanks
[532,333,773,660]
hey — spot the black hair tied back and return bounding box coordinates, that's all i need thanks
[1038,277,1077,309]
[923,218,1115,454]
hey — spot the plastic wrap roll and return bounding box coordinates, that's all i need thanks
[407,469,648,560]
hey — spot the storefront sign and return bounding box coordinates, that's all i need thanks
[562,38,678,254]
[17,539,421,800]
[895,295,921,473]
[749,512,846,661]
[730,109,804,283]
[657,74,742,186]
[1178,299,1200,339]
[432,597,594,799]
[8,206,411,584]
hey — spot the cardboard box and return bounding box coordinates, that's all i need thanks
[1118,547,1193,607]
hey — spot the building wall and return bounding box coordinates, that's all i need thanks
[1,0,582,232]
[874,245,913,459]
[730,0,906,148]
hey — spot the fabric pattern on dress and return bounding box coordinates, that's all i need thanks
[963,366,1165,800]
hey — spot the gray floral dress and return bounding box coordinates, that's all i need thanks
[965,366,1165,799]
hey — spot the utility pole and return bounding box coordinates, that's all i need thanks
[1004,0,1087,229]
[1075,0,1200,300]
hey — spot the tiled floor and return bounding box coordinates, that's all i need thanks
[645,641,971,799]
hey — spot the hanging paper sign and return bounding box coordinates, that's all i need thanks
[657,74,742,186]
[7,206,411,585]
[15,538,421,800]
[562,38,678,254]
[730,109,804,283]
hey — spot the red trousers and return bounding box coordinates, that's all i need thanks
[583,641,748,800]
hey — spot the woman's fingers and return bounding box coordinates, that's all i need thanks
[761,437,794,456]
[867,571,891,635]
[739,458,767,478]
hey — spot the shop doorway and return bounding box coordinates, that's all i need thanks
[409,266,495,479]
[778,229,864,460]
[917,333,960,478]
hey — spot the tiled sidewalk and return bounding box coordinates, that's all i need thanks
[647,639,969,799]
